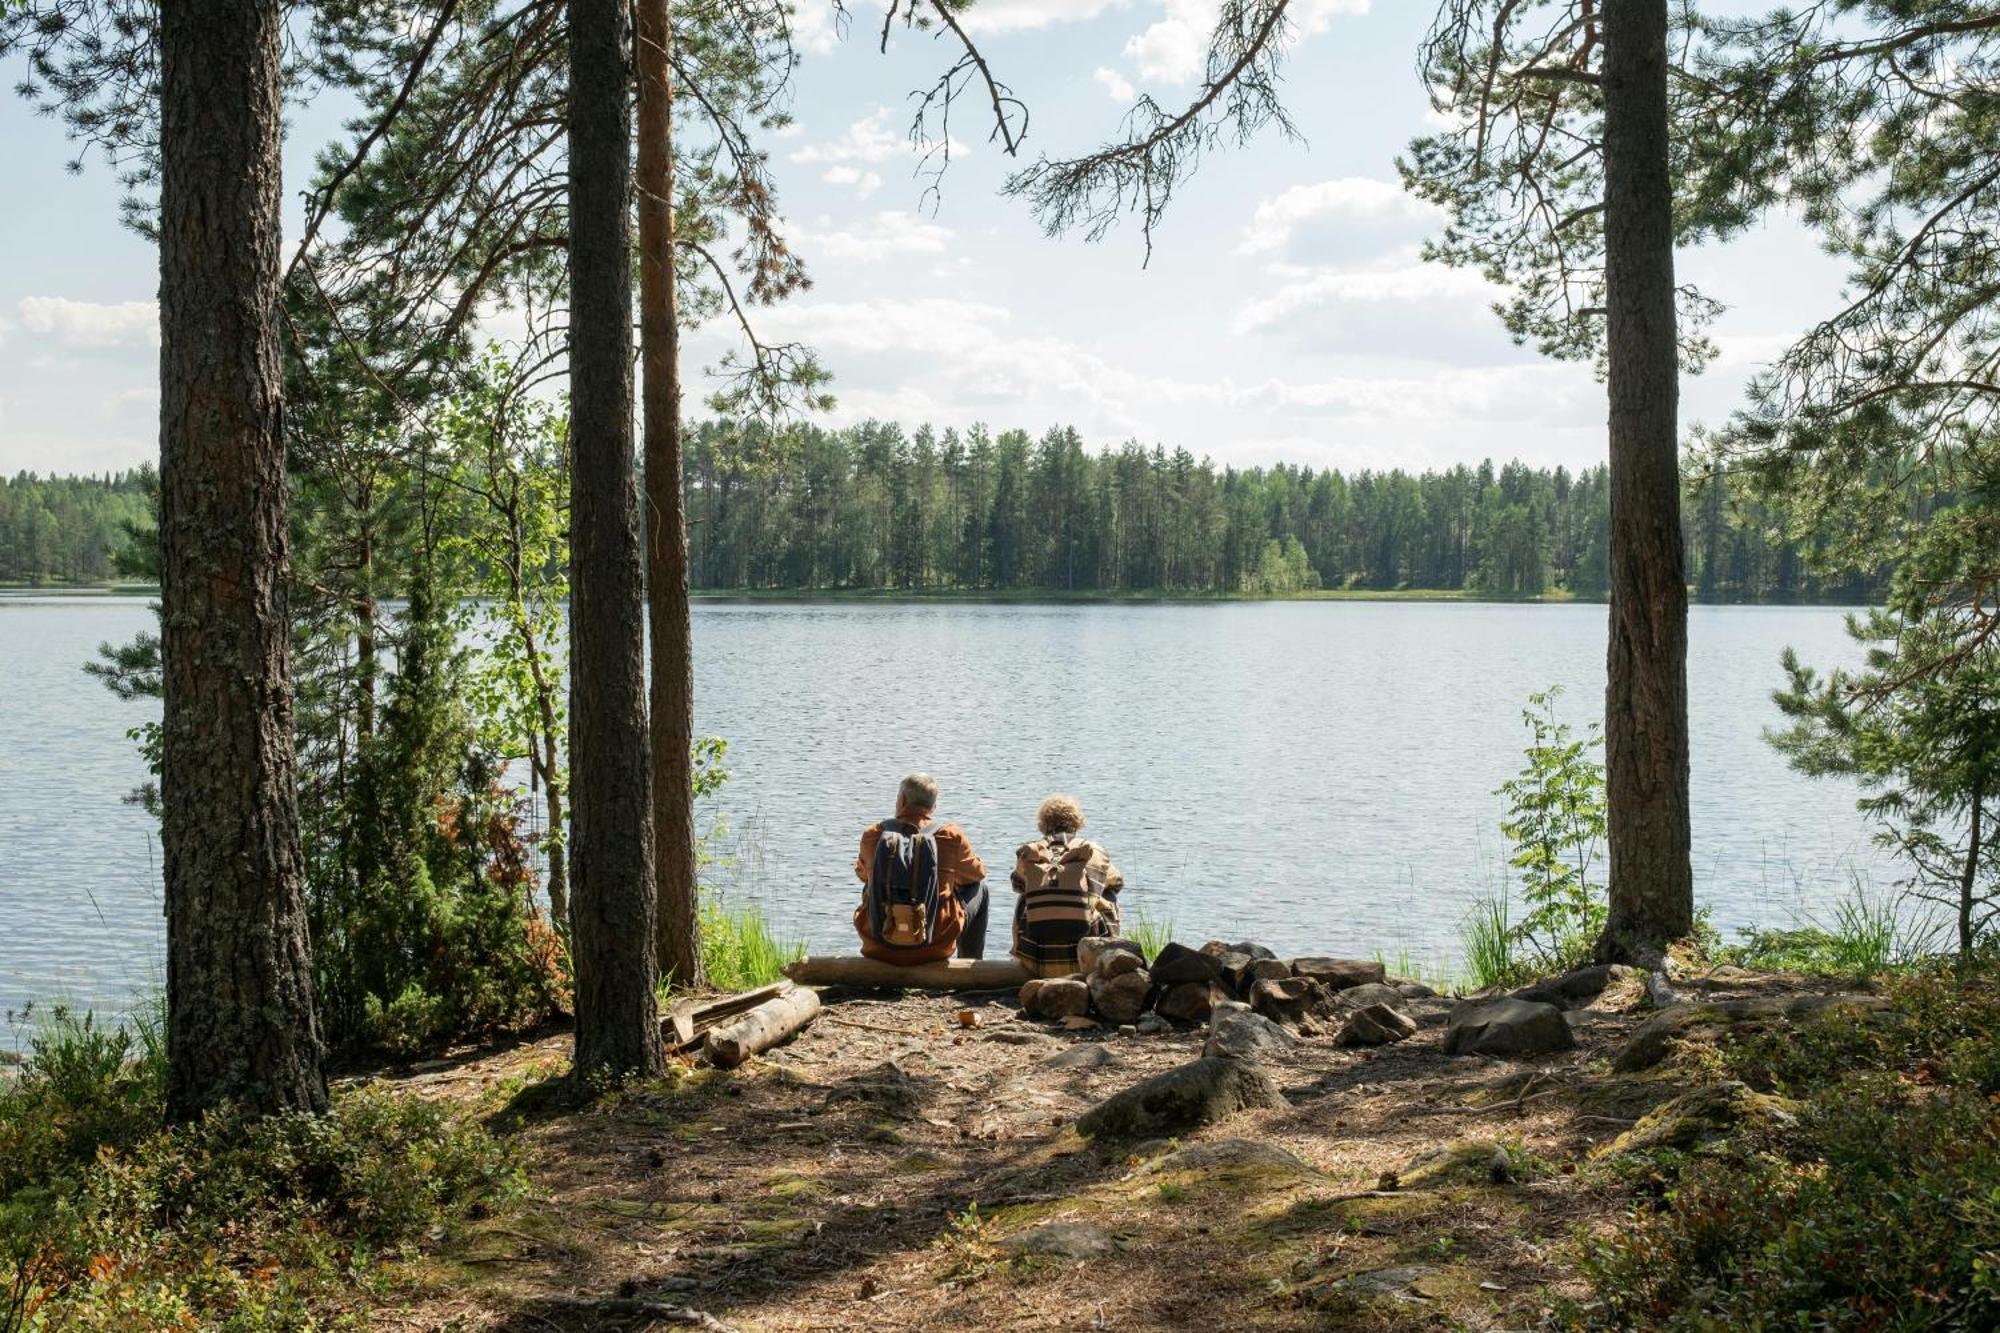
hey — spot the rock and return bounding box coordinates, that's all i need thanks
[1003,1221,1117,1259]
[1059,1014,1100,1031]
[1198,940,1234,959]
[1156,980,1220,1025]
[1078,937,1143,972]
[1442,996,1576,1057]
[1336,1003,1419,1047]
[1216,952,1256,991]
[1030,977,1092,1020]
[1094,949,1147,980]
[1118,1024,1138,1037]
[1334,982,1409,1010]
[983,1029,1058,1048]
[1203,1002,1298,1060]
[1512,963,1647,1010]
[1404,998,1456,1029]
[1243,958,1292,988]
[1019,978,1046,1011]
[1332,1265,1440,1299]
[1135,1138,1315,1177]
[1605,1080,1799,1155]
[1043,1043,1119,1070]
[1076,1056,1285,1138]
[1393,980,1439,999]
[1229,940,1278,961]
[1613,994,1896,1073]
[1249,975,1328,1025]
[1090,969,1152,1024]
[1290,957,1387,990]
[1151,942,1225,987]
[1135,1012,1172,1036]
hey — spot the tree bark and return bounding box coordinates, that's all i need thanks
[1597,0,1694,965]
[158,0,326,1121]
[638,0,704,988]
[567,0,663,1079]
[704,987,821,1069]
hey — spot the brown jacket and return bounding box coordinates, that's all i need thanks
[853,817,987,964]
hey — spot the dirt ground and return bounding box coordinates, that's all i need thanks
[350,966,1845,1333]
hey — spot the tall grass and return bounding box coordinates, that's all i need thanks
[1458,892,1517,991]
[1127,911,1175,962]
[1372,945,1455,993]
[689,895,804,994]
[1723,880,1930,977]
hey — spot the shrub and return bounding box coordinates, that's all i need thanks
[695,896,804,993]
[1494,686,1606,976]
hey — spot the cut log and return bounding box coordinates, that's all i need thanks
[663,982,791,1050]
[784,956,1029,990]
[704,987,823,1069]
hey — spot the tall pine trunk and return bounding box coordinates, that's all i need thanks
[158,0,326,1121]
[638,0,704,989]
[1597,0,1694,964]
[567,0,663,1077]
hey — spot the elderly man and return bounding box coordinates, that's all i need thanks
[853,773,989,964]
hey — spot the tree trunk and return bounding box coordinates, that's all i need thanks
[638,0,704,989]
[1960,780,1982,962]
[1596,0,1694,966]
[567,0,663,1079]
[158,0,326,1122]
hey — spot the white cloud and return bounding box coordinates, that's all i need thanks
[1094,66,1136,103]
[789,108,903,166]
[16,297,158,350]
[1231,259,1494,337]
[821,165,884,198]
[800,211,955,264]
[1124,0,1368,85]
[960,0,1131,33]
[1237,178,1440,257]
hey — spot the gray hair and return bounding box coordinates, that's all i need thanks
[898,772,939,811]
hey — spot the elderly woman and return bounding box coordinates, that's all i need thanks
[1009,795,1125,978]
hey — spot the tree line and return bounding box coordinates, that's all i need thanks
[0,471,153,584]
[684,421,1890,601]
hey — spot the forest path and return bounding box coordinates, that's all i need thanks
[358,968,1836,1332]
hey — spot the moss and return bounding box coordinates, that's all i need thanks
[1600,1081,1799,1157]
[763,1169,832,1199]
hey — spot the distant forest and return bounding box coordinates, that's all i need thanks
[685,422,1887,602]
[5,426,1886,601]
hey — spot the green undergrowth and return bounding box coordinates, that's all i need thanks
[678,894,805,995]
[1,1006,518,1331]
[1572,973,2000,1330]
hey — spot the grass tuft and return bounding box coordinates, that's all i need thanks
[694,895,805,993]
[1457,892,1518,991]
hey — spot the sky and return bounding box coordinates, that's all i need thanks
[0,0,1853,479]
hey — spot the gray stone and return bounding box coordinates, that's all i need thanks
[1229,941,1278,961]
[1243,958,1292,987]
[1394,980,1440,999]
[1078,937,1143,972]
[1333,1265,1440,1299]
[1003,1221,1117,1259]
[1151,942,1225,987]
[1217,952,1256,991]
[1094,948,1147,980]
[1156,980,1220,1025]
[1203,1002,1298,1060]
[1290,957,1388,990]
[1250,975,1328,1025]
[1135,1012,1172,1035]
[1335,982,1409,1010]
[1090,968,1152,1024]
[1442,996,1577,1057]
[1031,976,1091,1020]
[1336,1003,1419,1047]
[1076,1056,1285,1138]
[1043,1043,1119,1070]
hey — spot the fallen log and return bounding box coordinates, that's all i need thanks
[705,986,823,1069]
[663,982,791,1050]
[784,955,1030,990]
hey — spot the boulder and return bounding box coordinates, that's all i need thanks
[1334,982,1409,1010]
[1151,942,1225,987]
[1156,980,1220,1025]
[1249,975,1329,1025]
[1510,963,1646,1010]
[1290,957,1387,990]
[1394,980,1440,1000]
[1090,969,1152,1024]
[1204,1001,1298,1060]
[1094,949,1147,980]
[1043,1043,1119,1071]
[1336,1003,1419,1047]
[1076,1056,1285,1138]
[1029,976,1092,1020]
[1018,978,1045,1011]
[1216,952,1256,992]
[1243,958,1292,988]
[1442,996,1576,1057]
[1229,941,1279,961]
[1198,940,1235,959]
[1613,994,1896,1073]
[1002,1221,1117,1259]
[1078,937,1144,972]
[1604,1080,1799,1155]
[1135,1012,1172,1036]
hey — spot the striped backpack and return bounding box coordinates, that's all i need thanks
[1010,833,1120,977]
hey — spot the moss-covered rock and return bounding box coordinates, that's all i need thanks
[1077,1056,1285,1138]
[1612,995,1895,1073]
[1602,1080,1800,1156]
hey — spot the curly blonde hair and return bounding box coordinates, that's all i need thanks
[1037,794,1085,836]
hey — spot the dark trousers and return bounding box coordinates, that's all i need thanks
[954,880,990,960]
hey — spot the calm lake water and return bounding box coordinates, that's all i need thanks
[1,594,1888,1018]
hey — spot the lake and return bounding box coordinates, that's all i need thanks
[0,594,1888,1019]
